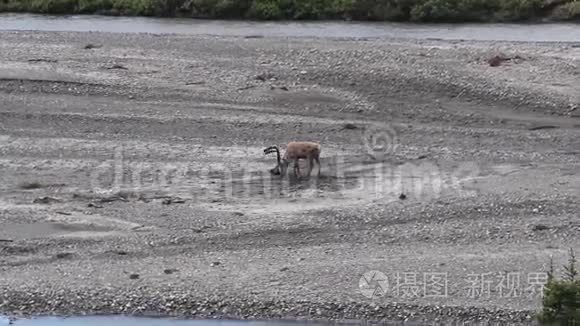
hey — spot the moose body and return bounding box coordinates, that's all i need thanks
[264,141,321,177]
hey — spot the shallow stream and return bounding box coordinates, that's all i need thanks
[1,13,579,42]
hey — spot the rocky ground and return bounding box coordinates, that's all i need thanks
[0,30,579,325]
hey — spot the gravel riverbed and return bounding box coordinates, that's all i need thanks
[0,30,579,325]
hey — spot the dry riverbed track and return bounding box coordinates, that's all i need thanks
[0,30,579,324]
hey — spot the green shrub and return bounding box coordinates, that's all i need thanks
[410,0,460,22]
[565,0,580,19]
[213,0,252,18]
[327,0,353,18]
[549,0,580,20]
[27,0,77,13]
[370,0,412,21]
[111,0,166,16]
[537,249,580,325]
[247,0,282,19]
[78,0,113,13]
[454,0,499,20]
[291,0,321,19]
[348,0,413,21]
[111,0,135,14]
[0,0,27,11]
[189,0,216,17]
[286,0,344,19]
[498,0,543,20]
[410,0,500,22]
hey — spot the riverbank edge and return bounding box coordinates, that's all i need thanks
[1,0,579,24]
[2,11,580,24]
[0,288,539,324]
[2,10,579,24]
[0,9,578,23]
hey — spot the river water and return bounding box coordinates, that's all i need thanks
[2,316,294,325]
[1,315,428,326]
[2,315,370,326]
[0,13,579,42]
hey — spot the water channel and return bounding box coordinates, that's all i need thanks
[0,13,579,42]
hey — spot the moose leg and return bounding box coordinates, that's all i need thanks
[315,156,321,176]
[294,159,300,177]
[307,157,314,176]
[280,161,288,177]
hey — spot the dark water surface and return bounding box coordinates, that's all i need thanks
[0,13,579,42]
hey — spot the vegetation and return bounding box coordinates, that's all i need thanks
[537,248,580,326]
[1,0,579,21]
[549,0,580,20]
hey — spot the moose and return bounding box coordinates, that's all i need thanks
[263,141,321,177]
